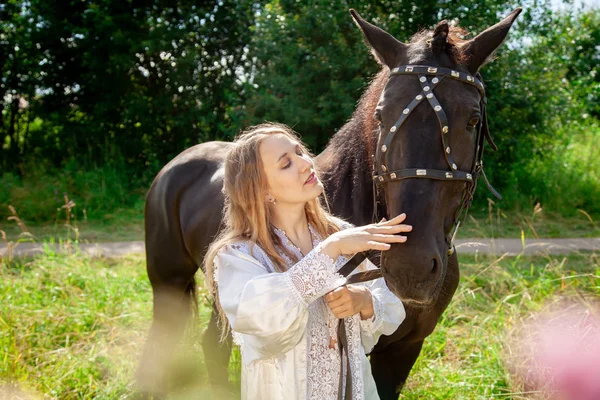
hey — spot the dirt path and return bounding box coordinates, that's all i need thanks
[2,238,600,259]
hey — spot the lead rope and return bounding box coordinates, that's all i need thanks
[337,319,352,400]
[335,251,374,400]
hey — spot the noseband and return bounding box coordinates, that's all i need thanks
[372,65,502,255]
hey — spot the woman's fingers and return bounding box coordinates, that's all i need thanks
[379,213,406,225]
[370,233,407,243]
[330,305,353,319]
[366,240,391,250]
[364,234,407,252]
[333,310,351,319]
[327,297,347,309]
[372,224,412,234]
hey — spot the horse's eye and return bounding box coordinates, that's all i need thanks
[468,117,480,127]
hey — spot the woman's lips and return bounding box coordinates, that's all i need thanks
[304,172,317,185]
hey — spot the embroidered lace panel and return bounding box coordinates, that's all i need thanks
[274,223,363,399]
[359,288,385,335]
[222,221,366,400]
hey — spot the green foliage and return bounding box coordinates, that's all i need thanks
[0,158,143,223]
[404,252,600,398]
[0,252,153,398]
[1,0,599,221]
[1,0,260,177]
[473,7,600,214]
[496,121,600,215]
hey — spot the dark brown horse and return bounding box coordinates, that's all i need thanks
[137,8,521,400]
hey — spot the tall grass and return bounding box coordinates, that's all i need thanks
[0,252,152,399]
[0,157,145,224]
[1,243,598,399]
[402,252,600,399]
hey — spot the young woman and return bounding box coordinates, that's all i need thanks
[205,123,411,399]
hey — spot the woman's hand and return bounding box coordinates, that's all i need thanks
[320,213,412,260]
[324,286,374,320]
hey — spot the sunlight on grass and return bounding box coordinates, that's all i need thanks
[1,242,599,398]
[401,252,600,399]
[1,251,151,399]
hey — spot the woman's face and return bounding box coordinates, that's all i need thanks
[259,133,324,206]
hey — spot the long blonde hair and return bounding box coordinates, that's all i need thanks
[204,122,340,337]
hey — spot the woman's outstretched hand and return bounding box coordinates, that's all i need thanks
[320,213,412,260]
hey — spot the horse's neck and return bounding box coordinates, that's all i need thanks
[316,118,378,226]
[315,69,387,225]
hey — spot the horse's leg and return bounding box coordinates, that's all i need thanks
[136,279,195,398]
[370,340,424,400]
[202,302,233,388]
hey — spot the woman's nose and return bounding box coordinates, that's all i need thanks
[297,154,312,172]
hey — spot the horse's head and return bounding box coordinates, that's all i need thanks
[351,8,521,305]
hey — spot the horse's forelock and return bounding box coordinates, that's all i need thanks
[409,26,469,64]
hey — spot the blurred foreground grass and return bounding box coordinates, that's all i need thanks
[1,246,598,399]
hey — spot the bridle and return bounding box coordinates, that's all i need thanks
[371,64,502,256]
[341,64,502,280]
[341,64,503,282]
[335,65,503,400]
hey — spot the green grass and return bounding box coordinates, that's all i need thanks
[463,207,600,239]
[401,252,600,399]
[0,161,146,224]
[1,204,598,245]
[0,207,145,243]
[1,244,599,399]
[0,252,152,399]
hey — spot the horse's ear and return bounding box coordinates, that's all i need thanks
[461,8,522,74]
[350,9,406,68]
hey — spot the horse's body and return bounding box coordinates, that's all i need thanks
[138,8,521,400]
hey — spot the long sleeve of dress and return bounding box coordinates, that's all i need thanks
[352,258,405,354]
[216,242,346,360]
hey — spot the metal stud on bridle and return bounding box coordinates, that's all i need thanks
[372,65,501,254]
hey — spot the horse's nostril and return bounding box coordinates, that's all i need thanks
[430,258,438,274]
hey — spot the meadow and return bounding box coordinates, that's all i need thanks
[1,240,598,399]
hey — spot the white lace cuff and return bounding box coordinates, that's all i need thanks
[283,245,345,307]
[359,288,385,335]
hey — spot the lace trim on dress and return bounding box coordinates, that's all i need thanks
[232,331,244,347]
[306,300,341,399]
[284,246,345,307]
[344,315,365,399]
[358,287,385,336]
[273,224,345,306]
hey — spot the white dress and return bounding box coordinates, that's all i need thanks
[215,220,405,400]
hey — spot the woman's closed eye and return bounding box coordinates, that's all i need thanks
[282,146,304,169]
